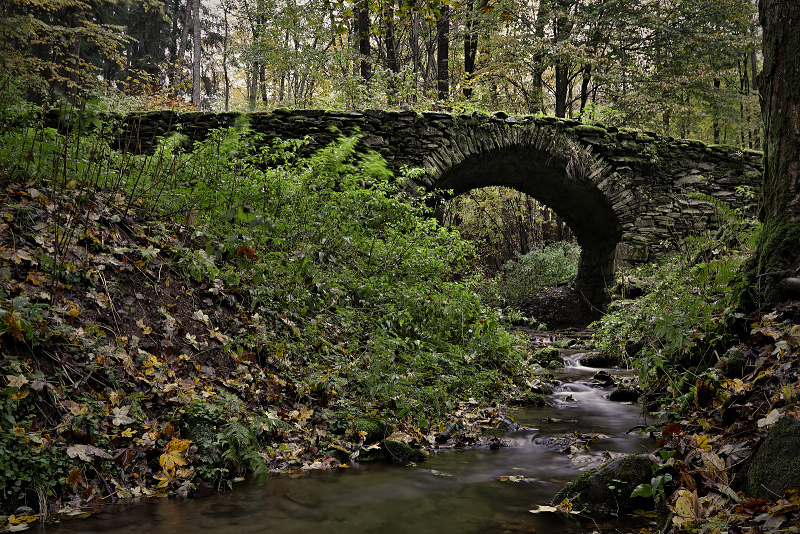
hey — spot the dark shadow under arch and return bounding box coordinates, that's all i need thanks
[433,146,622,308]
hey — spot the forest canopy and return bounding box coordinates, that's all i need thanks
[1,0,761,146]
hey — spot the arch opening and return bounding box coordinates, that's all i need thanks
[431,145,622,309]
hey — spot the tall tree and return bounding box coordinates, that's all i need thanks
[357,0,371,79]
[0,0,129,99]
[192,0,202,105]
[436,3,449,99]
[750,0,800,305]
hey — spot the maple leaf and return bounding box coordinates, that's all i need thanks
[689,434,711,451]
[6,374,28,389]
[111,405,135,426]
[159,438,192,473]
[66,444,112,462]
[4,313,25,342]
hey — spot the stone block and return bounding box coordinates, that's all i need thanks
[617,243,649,262]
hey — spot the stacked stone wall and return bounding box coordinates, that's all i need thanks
[106,109,763,305]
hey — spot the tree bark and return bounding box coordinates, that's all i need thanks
[437,5,449,100]
[463,0,487,98]
[750,0,800,306]
[191,0,201,106]
[357,0,371,80]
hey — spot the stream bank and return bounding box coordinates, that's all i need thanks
[42,349,653,534]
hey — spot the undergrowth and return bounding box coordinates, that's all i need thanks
[593,202,760,406]
[0,97,532,513]
[478,242,581,308]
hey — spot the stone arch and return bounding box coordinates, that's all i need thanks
[418,122,622,308]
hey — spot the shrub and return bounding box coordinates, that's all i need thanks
[479,242,581,307]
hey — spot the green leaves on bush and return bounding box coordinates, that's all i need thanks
[479,242,581,307]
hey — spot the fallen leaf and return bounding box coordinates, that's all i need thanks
[136,317,152,335]
[757,408,783,429]
[673,489,699,527]
[111,405,135,426]
[6,374,28,388]
[67,444,112,462]
[192,309,210,325]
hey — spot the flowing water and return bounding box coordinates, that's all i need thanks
[48,352,653,534]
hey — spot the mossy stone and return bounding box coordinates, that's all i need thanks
[533,347,564,369]
[579,352,619,368]
[553,454,654,516]
[747,415,800,500]
[381,440,428,462]
[353,417,387,443]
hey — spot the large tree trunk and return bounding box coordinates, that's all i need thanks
[750,0,800,306]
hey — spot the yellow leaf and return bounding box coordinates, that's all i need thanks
[689,434,711,451]
[165,437,192,453]
[673,489,698,527]
[136,318,152,335]
[5,312,25,342]
[122,428,137,438]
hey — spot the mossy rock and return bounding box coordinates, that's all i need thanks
[579,352,620,368]
[608,388,640,403]
[747,415,800,500]
[532,347,564,369]
[514,392,546,407]
[553,454,654,516]
[353,417,388,443]
[724,348,746,378]
[381,440,428,462]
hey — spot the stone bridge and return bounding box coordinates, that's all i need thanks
[121,109,763,306]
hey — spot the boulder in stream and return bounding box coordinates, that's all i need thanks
[381,439,428,462]
[608,387,641,402]
[579,352,620,368]
[552,454,655,516]
[532,347,564,369]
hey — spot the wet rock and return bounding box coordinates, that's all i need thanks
[381,439,428,462]
[496,414,521,432]
[592,371,616,387]
[579,353,620,368]
[747,415,800,500]
[353,416,387,443]
[608,388,640,402]
[552,454,655,516]
[532,347,564,369]
[510,392,546,407]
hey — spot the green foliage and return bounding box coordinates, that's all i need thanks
[593,209,760,399]
[0,386,70,512]
[479,243,581,307]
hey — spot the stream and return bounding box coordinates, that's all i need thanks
[47,351,653,534]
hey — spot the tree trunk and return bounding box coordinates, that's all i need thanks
[750,0,800,306]
[191,0,201,106]
[357,0,371,80]
[437,5,450,100]
[713,78,721,144]
[463,0,487,98]
[554,62,569,118]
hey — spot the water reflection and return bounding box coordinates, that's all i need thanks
[48,354,652,534]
